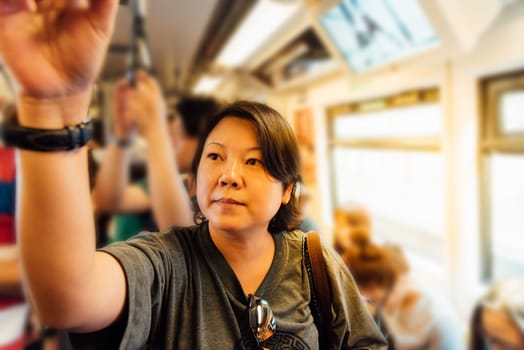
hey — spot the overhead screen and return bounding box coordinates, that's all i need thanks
[320,0,440,73]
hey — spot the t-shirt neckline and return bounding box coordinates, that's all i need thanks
[199,223,288,301]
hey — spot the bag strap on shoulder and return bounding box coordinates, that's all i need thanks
[304,231,332,348]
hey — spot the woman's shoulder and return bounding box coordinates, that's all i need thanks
[104,224,204,254]
[283,229,306,242]
[153,224,206,248]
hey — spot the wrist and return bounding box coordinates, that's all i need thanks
[16,90,92,129]
[112,127,135,148]
[109,134,133,148]
[1,119,93,152]
[139,117,168,140]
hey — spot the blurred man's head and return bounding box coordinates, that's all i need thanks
[343,242,409,306]
[169,96,222,173]
[333,203,372,254]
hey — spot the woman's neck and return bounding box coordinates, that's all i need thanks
[209,226,275,295]
[210,227,273,261]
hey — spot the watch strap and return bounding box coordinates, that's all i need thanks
[1,120,93,152]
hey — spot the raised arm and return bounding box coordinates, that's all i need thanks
[120,72,194,229]
[91,78,150,214]
[0,0,126,332]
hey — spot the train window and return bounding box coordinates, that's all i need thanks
[480,70,524,281]
[486,155,524,280]
[333,104,441,139]
[327,88,443,261]
[499,91,524,134]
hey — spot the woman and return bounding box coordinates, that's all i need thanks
[470,278,524,350]
[0,2,386,349]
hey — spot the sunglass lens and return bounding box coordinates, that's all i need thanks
[248,294,277,344]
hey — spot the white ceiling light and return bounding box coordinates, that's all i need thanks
[192,75,223,94]
[216,0,301,67]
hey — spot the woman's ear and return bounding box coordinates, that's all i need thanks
[281,181,295,205]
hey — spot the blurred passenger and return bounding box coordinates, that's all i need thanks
[333,203,372,254]
[92,72,222,242]
[295,181,319,232]
[470,278,524,350]
[86,118,112,248]
[344,239,465,350]
[86,118,105,190]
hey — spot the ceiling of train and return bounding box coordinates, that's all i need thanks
[103,0,255,96]
[104,0,345,99]
[103,0,217,92]
[2,0,519,100]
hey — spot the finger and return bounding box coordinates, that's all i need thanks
[123,89,142,108]
[111,84,124,113]
[133,77,150,95]
[34,0,66,11]
[134,70,153,84]
[0,0,36,15]
[133,70,148,88]
[87,0,119,33]
[132,72,162,105]
[113,78,131,94]
[113,94,126,117]
[112,82,129,113]
[34,0,90,11]
[66,0,89,10]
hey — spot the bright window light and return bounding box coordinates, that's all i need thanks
[193,76,222,94]
[500,91,524,133]
[216,0,301,67]
[329,100,445,262]
[489,154,524,279]
[334,104,442,139]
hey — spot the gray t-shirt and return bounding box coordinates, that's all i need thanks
[71,224,387,350]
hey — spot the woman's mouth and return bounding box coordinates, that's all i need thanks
[215,198,243,206]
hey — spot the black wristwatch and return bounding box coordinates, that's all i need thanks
[0,119,93,152]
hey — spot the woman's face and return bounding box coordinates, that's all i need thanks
[482,308,524,350]
[196,116,292,235]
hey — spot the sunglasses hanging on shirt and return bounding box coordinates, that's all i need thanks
[248,294,276,350]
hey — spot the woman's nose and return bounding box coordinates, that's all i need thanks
[219,159,243,187]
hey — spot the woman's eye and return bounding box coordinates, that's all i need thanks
[207,153,219,160]
[246,158,261,166]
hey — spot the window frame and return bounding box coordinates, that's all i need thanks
[479,69,524,281]
[326,87,443,259]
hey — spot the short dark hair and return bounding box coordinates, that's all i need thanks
[191,100,302,233]
[173,96,222,137]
